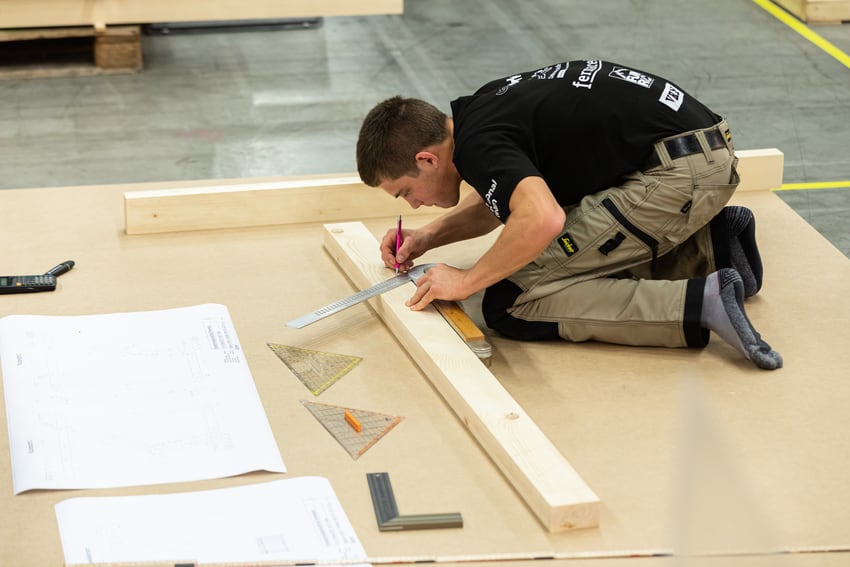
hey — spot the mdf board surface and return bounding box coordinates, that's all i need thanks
[0,180,849,565]
[354,187,850,555]
[0,183,554,566]
[482,188,850,552]
[0,0,404,28]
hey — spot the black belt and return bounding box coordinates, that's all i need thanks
[645,126,730,169]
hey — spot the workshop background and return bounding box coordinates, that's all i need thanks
[1,0,848,258]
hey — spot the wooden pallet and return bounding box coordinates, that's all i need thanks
[773,0,850,22]
[0,25,142,80]
[1,0,403,29]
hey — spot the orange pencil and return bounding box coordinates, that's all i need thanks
[344,410,362,433]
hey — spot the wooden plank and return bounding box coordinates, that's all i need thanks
[773,0,808,20]
[806,0,850,22]
[123,174,475,235]
[734,148,784,192]
[0,0,403,29]
[0,27,99,42]
[322,221,600,532]
[123,149,784,235]
[773,0,850,22]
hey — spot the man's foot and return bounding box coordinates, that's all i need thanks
[700,269,782,370]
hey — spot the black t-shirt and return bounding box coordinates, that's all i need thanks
[450,59,722,222]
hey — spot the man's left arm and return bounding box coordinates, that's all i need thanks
[406,175,565,309]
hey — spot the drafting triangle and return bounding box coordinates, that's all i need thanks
[301,400,403,460]
[268,343,361,395]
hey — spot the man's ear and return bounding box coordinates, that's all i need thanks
[414,151,439,170]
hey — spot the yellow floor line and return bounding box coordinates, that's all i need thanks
[776,181,850,191]
[752,0,850,68]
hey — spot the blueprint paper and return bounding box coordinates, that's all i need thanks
[56,476,368,565]
[0,303,285,494]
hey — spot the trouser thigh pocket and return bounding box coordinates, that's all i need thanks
[599,197,661,275]
[684,179,739,236]
[678,155,740,237]
[535,198,655,278]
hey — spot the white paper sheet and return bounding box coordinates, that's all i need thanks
[0,304,285,494]
[55,476,369,565]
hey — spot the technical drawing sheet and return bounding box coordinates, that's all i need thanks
[55,476,369,565]
[0,303,285,494]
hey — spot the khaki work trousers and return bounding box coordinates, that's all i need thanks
[483,120,739,348]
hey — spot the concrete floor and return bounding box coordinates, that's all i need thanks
[1,0,848,257]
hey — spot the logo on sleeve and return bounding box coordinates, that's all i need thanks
[497,63,569,95]
[531,62,568,80]
[484,179,500,217]
[557,231,579,256]
[609,67,654,88]
[496,74,524,95]
[659,82,684,111]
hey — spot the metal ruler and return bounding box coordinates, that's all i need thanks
[301,401,402,460]
[286,264,434,329]
[286,263,492,362]
[366,472,463,531]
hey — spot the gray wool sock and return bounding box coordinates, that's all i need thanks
[723,206,763,297]
[700,269,782,370]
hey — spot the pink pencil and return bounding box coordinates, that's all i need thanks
[395,215,402,273]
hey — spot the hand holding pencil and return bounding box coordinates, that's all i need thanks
[379,215,424,273]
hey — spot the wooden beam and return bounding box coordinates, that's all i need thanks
[124,175,429,234]
[123,149,784,234]
[123,175,474,235]
[771,0,850,23]
[734,148,784,192]
[322,221,600,532]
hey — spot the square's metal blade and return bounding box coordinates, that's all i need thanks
[285,264,433,329]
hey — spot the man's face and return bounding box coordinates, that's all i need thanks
[380,169,459,209]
